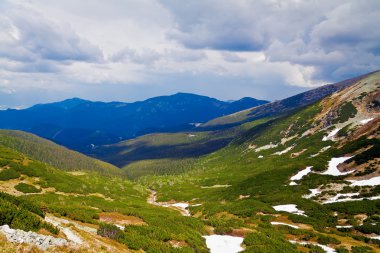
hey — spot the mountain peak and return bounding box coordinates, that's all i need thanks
[29,97,90,110]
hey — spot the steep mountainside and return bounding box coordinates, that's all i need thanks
[95,72,374,179]
[201,72,374,129]
[0,136,209,252]
[0,93,268,152]
[139,71,380,252]
[0,130,121,176]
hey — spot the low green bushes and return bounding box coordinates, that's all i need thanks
[0,168,20,181]
[15,183,41,193]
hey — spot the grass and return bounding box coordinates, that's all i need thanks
[14,183,41,193]
[0,72,379,251]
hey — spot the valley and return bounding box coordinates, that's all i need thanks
[0,71,379,253]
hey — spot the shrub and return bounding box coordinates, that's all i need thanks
[351,246,374,253]
[0,168,20,181]
[317,234,341,245]
[97,223,122,240]
[15,183,41,194]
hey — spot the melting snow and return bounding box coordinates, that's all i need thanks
[258,155,264,159]
[322,128,341,141]
[274,145,294,155]
[348,176,380,186]
[255,143,278,152]
[336,225,353,228]
[359,118,374,124]
[321,157,354,176]
[289,240,336,253]
[289,182,298,186]
[291,167,313,181]
[310,146,331,157]
[272,204,306,216]
[203,235,244,253]
[323,193,360,204]
[303,189,321,199]
[115,224,125,230]
[323,193,380,204]
[271,222,299,229]
[188,134,196,137]
[162,203,190,216]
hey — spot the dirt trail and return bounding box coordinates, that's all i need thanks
[147,190,190,216]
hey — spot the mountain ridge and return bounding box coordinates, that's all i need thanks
[0,93,269,153]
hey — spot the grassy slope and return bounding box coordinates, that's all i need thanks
[139,72,380,252]
[93,118,273,179]
[0,143,209,252]
[0,130,121,176]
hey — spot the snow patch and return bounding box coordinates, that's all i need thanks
[336,225,353,228]
[310,146,331,158]
[291,166,313,181]
[188,134,196,137]
[348,176,380,186]
[359,118,374,124]
[323,193,360,204]
[258,155,264,159]
[255,143,278,152]
[289,240,336,253]
[201,185,231,188]
[162,203,190,216]
[272,204,306,216]
[273,145,294,155]
[321,157,354,176]
[323,193,380,204]
[271,222,299,229]
[322,128,341,141]
[203,235,243,253]
[303,189,321,199]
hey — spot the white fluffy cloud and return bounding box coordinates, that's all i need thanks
[0,0,379,108]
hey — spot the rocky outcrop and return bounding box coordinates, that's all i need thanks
[0,224,67,250]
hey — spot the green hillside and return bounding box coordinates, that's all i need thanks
[0,130,121,176]
[94,118,273,179]
[0,71,379,252]
[0,142,209,252]
[139,71,380,252]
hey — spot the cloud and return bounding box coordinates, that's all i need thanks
[0,1,103,65]
[0,0,379,108]
[221,52,247,63]
[161,0,267,51]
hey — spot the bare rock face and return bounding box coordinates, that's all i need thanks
[0,225,67,250]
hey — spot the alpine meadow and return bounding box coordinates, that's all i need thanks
[0,1,380,253]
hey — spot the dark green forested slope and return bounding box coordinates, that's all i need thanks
[0,130,121,176]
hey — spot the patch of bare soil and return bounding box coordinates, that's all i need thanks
[99,212,146,226]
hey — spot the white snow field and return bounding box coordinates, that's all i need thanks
[321,157,354,176]
[203,235,244,253]
[348,176,380,186]
[272,204,306,216]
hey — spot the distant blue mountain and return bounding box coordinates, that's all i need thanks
[0,93,268,152]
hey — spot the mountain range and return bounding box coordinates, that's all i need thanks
[0,70,379,253]
[0,94,268,152]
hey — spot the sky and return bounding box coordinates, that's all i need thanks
[0,0,379,108]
